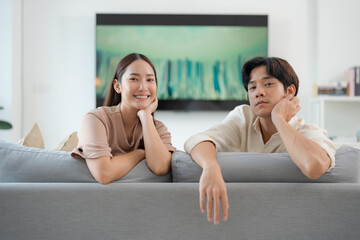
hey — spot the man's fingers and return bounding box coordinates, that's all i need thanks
[199,189,205,213]
[213,189,220,225]
[291,96,299,104]
[206,189,213,222]
[221,190,229,221]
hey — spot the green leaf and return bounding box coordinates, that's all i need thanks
[0,120,12,129]
[0,106,4,110]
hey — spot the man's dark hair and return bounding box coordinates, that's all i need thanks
[241,57,299,96]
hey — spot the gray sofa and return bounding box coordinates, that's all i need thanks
[1,140,360,240]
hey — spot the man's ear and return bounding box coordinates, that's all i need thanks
[286,84,296,96]
[113,79,121,94]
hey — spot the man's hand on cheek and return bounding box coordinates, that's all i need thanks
[271,94,301,123]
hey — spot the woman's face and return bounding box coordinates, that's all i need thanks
[116,59,157,111]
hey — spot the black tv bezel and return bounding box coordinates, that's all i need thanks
[96,14,268,111]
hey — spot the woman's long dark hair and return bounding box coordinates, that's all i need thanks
[103,53,157,106]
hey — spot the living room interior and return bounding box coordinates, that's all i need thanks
[1,0,360,149]
[1,1,360,239]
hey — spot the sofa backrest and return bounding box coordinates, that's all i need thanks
[172,145,360,183]
[0,141,171,183]
[2,140,359,183]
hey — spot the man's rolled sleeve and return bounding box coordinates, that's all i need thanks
[299,125,336,171]
[311,136,336,171]
[184,133,217,154]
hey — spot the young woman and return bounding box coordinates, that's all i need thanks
[72,53,175,184]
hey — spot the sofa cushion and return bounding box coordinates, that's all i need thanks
[52,131,79,152]
[0,141,171,183]
[171,145,360,183]
[17,123,44,149]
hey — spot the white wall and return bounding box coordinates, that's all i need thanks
[11,0,23,143]
[5,0,358,150]
[0,0,13,141]
[317,0,360,84]
[16,0,318,150]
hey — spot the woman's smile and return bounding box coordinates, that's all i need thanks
[134,94,150,100]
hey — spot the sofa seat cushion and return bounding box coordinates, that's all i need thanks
[0,141,171,183]
[171,145,360,183]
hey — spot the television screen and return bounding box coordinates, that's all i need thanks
[96,14,268,110]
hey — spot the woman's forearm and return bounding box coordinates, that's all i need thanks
[140,113,171,175]
[86,149,145,184]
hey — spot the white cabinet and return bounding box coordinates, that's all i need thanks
[308,96,360,148]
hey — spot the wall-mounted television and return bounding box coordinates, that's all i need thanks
[96,14,268,110]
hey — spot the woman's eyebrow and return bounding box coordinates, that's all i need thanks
[129,73,154,76]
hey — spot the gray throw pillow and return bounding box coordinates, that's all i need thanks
[0,141,171,183]
[171,145,360,183]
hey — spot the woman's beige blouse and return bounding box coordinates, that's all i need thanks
[71,104,175,159]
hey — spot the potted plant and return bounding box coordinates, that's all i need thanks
[0,106,12,129]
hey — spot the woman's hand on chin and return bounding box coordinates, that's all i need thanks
[137,97,158,120]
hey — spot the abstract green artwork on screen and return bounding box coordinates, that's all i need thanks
[96,25,267,104]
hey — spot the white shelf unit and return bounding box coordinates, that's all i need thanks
[308,96,360,148]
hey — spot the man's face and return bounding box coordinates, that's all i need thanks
[247,65,288,118]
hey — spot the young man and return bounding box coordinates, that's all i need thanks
[184,57,336,225]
